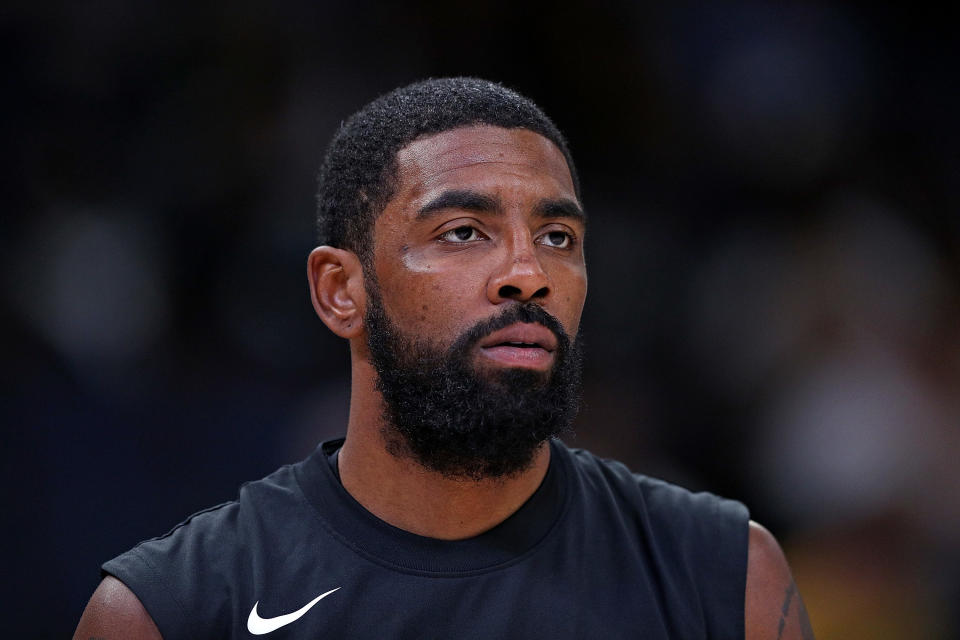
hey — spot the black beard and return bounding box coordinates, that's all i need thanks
[364,285,583,481]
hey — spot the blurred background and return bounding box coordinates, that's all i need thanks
[3,2,958,637]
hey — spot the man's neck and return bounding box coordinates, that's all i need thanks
[337,428,551,541]
[337,359,551,540]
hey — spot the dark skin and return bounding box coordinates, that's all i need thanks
[74,125,814,639]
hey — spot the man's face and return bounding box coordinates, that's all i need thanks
[365,125,588,479]
[371,125,587,361]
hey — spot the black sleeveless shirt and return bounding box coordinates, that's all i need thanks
[103,439,749,639]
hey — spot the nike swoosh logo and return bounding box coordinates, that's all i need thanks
[247,587,341,635]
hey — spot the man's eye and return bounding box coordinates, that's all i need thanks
[440,226,482,243]
[540,230,572,249]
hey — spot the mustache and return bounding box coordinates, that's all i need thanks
[450,303,571,355]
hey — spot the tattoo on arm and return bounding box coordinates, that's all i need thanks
[775,580,816,640]
[776,582,796,639]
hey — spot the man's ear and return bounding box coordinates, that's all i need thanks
[307,246,367,339]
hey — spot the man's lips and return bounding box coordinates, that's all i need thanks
[477,322,558,369]
[479,322,559,351]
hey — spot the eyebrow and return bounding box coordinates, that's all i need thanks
[417,189,586,223]
[417,190,498,219]
[534,198,587,223]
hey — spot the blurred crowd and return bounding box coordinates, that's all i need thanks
[3,2,958,637]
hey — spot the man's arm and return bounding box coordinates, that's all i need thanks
[73,575,163,640]
[745,521,816,640]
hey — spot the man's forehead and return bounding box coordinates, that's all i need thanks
[394,125,577,197]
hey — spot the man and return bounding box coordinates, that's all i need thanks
[75,77,815,639]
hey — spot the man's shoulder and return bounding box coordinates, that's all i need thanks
[556,440,750,530]
[556,440,752,635]
[98,453,322,638]
[121,455,312,556]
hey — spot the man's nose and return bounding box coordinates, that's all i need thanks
[487,232,551,303]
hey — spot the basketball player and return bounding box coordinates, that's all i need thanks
[75,77,814,639]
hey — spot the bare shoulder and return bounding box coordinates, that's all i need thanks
[745,520,816,640]
[73,575,163,640]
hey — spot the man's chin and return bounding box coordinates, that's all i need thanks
[381,423,546,482]
[365,294,580,480]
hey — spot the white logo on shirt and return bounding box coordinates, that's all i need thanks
[246,587,341,635]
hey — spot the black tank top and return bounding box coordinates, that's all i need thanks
[103,438,749,639]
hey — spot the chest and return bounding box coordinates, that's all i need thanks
[230,540,696,640]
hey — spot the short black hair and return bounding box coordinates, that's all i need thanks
[315,77,579,264]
